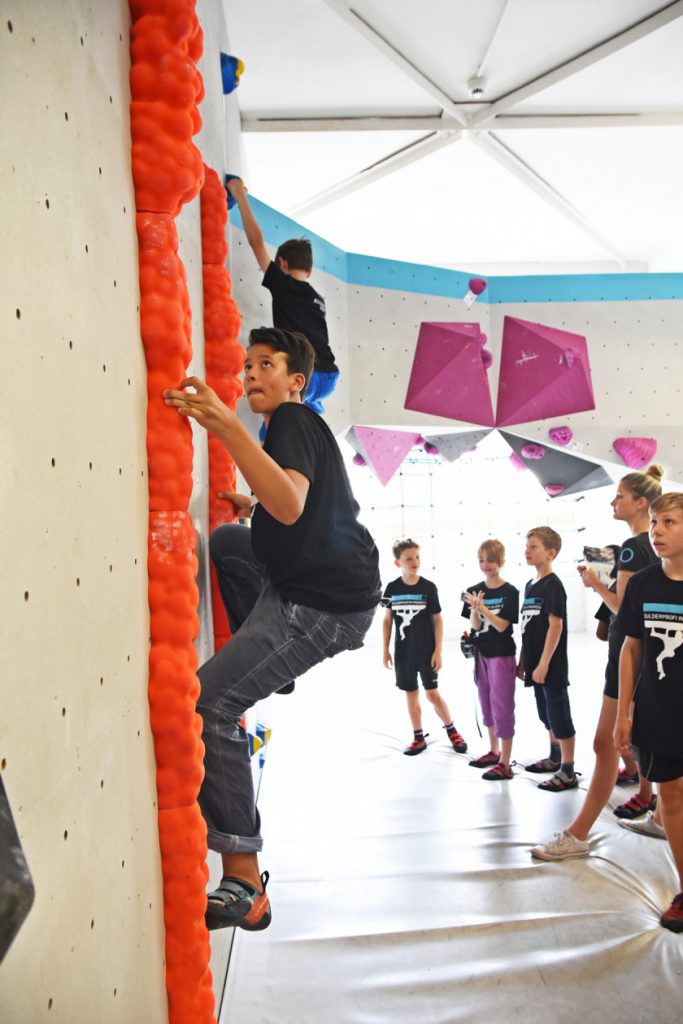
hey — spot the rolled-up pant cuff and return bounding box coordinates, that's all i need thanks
[206,827,264,855]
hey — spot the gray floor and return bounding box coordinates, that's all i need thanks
[221,633,683,1024]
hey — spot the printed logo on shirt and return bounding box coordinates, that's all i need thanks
[479,598,505,635]
[643,602,683,680]
[313,296,326,316]
[620,547,635,565]
[521,596,543,634]
[387,594,427,641]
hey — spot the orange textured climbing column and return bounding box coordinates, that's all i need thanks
[200,165,245,653]
[129,2,215,1022]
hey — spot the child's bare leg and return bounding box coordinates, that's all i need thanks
[500,737,513,765]
[488,726,500,756]
[221,852,263,891]
[658,778,683,889]
[425,687,452,725]
[635,774,654,805]
[406,689,422,732]
[569,695,619,841]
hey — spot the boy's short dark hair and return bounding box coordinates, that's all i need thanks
[527,526,562,556]
[276,238,313,272]
[247,327,314,398]
[393,538,419,560]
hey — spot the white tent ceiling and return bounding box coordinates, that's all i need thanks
[225,0,683,273]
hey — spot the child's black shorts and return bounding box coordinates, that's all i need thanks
[632,746,683,783]
[396,662,438,691]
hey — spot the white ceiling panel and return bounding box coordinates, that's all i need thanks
[227,0,683,270]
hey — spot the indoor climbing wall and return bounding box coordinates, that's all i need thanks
[0,0,242,1021]
[0,4,167,1022]
[235,199,683,481]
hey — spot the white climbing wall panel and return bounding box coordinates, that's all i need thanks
[0,3,167,1022]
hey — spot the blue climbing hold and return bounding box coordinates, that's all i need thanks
[220,53,244,95]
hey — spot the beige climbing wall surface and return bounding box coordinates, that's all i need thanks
[0,3,167,1021]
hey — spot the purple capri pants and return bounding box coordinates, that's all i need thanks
[473,652,516,739]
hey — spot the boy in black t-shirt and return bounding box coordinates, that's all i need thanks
[226,178,339,416]
[463,539,519,780]
[163,327,379,933]
[615,492,683,933]
[382,540,467,756]
[518,527,578,792]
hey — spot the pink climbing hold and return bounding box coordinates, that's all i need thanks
[549,425,574,446]
[561,348,578,369]
[463,277,488,309]
[613,436,658,470]
[476,332,488,347]
[481,349,493,369]
[521,443,545,460]
[423,442,440,455]
[545,484,566,497]
[352,453,367,467]
[510,453,527,471]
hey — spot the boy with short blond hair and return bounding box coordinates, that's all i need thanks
[519,527,578,791]
[382,539,467,756]
[615,492,683,932]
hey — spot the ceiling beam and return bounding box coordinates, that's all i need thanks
[287,131,460,218]
[470,132,629,265]
[320,0,468,126]
[242,112,683,133]
[469,0,683,126]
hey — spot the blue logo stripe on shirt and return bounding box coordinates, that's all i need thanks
[643,603,683,614]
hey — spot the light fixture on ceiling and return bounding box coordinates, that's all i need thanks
[467,76,486,98]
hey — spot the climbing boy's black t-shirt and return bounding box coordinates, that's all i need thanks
[461,581,518,657]
[520,573,569,688]
[382,577,440,667]
[615,564,683,756]
[251,403,380,612]
[262,261,338,373]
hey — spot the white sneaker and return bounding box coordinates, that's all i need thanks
[619,811,667,840]
[531,829,589,861]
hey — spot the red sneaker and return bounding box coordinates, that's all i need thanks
[660,893,683,933]
[614,793,656,819]
[448,729,468,754]
[403,737,427,756]
[482,762,514,781]
[469,751,500,769]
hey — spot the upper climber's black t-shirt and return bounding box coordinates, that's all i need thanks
[262,261,338,373]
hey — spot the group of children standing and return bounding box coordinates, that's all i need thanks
[382,527,577,792]
[162,182,683,937]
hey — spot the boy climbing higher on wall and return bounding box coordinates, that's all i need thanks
[226,177,339,417]
[163,327,380,932]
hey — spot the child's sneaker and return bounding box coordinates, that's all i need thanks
[447,729,468,754]
[469,751,500,769]
[531,830,589,861]
[205,872,271,931]
[618,811,667,840]
[403,736,427,756]
[537,769,579,792]
[660,893,683,933]
[482,762,513,781]
[524,757,560,774]
[614,793,656,819]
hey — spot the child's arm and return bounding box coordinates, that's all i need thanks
[516,649,525,680]
[382,609,393,668]
[531,614,563,684]
[614,636,643,756]
[163,378,308,524]
[226,178,271,272]
[432,613,443,671]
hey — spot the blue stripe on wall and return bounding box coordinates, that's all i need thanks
[232,198,683,304]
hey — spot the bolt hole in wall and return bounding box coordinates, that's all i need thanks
[343,430,626,641]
